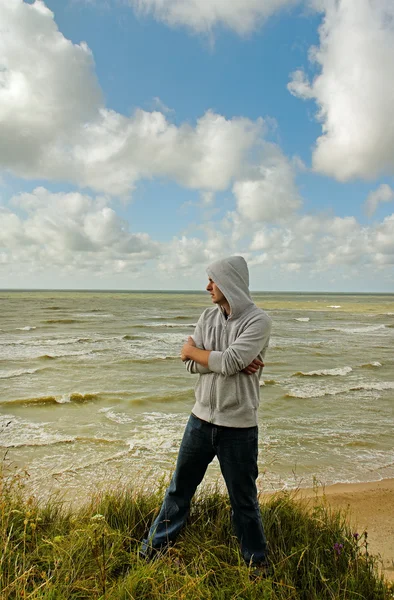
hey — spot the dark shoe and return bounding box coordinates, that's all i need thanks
[139,540,168,562]
[249,562,273,580]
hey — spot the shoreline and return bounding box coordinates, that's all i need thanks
[263,478,394,582]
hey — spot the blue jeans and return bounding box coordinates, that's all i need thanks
[141,413,268,566]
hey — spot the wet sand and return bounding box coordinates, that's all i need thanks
[295,478,394,582]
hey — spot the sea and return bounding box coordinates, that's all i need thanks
[1,290,394,504]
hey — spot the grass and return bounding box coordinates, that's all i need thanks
[1,463,393,599]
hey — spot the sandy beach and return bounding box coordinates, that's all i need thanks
[293,478,394,582]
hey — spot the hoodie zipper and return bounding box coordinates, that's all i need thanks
[209,374,217,422]
[209,312,231,422]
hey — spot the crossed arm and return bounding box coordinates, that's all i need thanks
[181,336,264,375]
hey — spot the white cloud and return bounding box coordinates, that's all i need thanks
[2,185,394,286]
[0,187,160,277]
[233,144,302,222]
[245,209,394,276]
[0,0,262,196]
[288,0,394,181]
[71,109,262,195]
[371,214,394,259]
[364,184,394,217]
[157,236,213,275]
[129,0,298,35]
[0,0,102,174]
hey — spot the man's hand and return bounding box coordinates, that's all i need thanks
[181,336,196,361]
[242,358,264,375]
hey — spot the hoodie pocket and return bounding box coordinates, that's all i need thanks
[194,373,212,407]
[216,373,240,411]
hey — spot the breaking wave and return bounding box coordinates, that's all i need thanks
[285,381,394,399]
[292,367,352,377]
[99,407,134,424]
[0,392,99,406]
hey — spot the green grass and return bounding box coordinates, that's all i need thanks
[1,464,393,599]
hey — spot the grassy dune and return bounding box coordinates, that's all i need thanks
[1,465,393,599]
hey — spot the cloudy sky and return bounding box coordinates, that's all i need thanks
[1,0,394,292]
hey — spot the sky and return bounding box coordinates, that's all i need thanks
[1,0,394,292]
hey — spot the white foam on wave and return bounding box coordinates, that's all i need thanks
[0,414,76,448]
[333,324,386,334]
[99,407,134,424]
[295,318,310,322]
[124,412,186,457]
[286,380,394,399]
[327,305,341,308]
[295,366,352,377]
[51,449,130,477]
[16,326,37,331]
[361,361,382,368]
[124,331,187,360]
[57,394,72,404]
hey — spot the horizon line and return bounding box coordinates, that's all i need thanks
[1,288,394,295]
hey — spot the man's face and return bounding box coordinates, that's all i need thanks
[206,278,226,305]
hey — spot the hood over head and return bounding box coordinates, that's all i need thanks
[206,255,254,317]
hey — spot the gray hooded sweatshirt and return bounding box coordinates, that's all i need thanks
[186,256,271,428]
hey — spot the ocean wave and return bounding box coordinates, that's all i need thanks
[3,337,92,347]
[151,315,193,321]
[72,313,114,318]
[320,324,387,334]
[99,407,134,424]
[361,361,382,368]
[292,366,352,377]
[43,319,81,324]
[128,390,194,406]
[285,380,394,399]
[259,379,278,386]
[294,318,310,322]
[133,322,196,329]
[51,449,131,477]
[0,367,41,380]
[119,355,178,364]
[0,415,76,448]
[0,392,99,406]
[270,339,329,350]
[327,305,341,308]
[16,326,37,331]
[2,437,75,449]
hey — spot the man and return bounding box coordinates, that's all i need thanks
[140,255,272,573]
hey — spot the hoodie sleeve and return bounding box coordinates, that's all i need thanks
[185,310,213,375]
[207,315,271,377]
